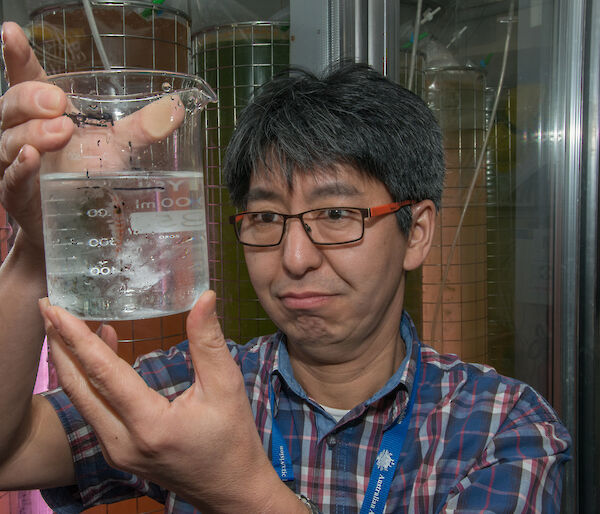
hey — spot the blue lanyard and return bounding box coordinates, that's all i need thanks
[269,341,422,513]
[359,341,421,514]
[269,380,295,481]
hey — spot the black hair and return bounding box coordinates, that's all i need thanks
[223,61,445,235]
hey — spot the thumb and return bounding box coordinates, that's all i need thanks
[113,93,186,147]
[186,290,237,389]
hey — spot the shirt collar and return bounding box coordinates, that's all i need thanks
[270,311,421,423]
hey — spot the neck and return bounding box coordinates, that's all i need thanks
[287,331,406,410]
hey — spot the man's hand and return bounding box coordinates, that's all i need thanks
[0,22,186,249]
[39,291,306,513]
[0,22,72,248]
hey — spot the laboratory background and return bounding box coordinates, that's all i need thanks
[0,0,597,512]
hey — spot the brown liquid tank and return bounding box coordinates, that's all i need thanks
[27,0,191,74]
[406,67,488,363]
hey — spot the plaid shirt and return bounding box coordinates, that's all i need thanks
[42,312,571,513]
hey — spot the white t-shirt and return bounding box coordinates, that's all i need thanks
[321,405,350,423]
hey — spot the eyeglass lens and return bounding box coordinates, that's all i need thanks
[236,208,365,246]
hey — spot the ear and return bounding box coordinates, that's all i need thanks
[403,200,436,271]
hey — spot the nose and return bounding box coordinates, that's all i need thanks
[280,217,323,277]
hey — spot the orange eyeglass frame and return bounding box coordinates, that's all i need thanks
[231,200,416,224]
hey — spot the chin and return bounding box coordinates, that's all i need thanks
[280,316,338,346]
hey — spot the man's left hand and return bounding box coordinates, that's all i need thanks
[39,291,304,513]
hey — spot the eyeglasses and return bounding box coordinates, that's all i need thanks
[229,200,415,247]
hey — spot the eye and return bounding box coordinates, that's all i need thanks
[261,212,278,223]
[250,212,280,224]
[324,208,347,220]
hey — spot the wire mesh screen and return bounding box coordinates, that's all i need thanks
[28,1,191,74]
[192,21,290,344]
[393,51,425,332]
[413,67,488,363]
[394,49,425,94]
[485,86,516,376]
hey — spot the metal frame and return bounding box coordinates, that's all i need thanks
[550,0,589,511]
[289,0,399,77]
[578,0,600,509]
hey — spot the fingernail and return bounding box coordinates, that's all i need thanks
[36,90,62,112]
[1,25,7,77]
[95,323,105,337]
[39,298,56,332]
[38,297,50,314]
[43,305,61,332]
[43,116,67,134]
[17,146,26,163]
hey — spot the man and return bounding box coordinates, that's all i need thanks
[0,21,570,513]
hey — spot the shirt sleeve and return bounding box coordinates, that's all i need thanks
[40,340,196,513]
[441,386,572,513]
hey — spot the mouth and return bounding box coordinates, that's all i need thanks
[278,291,336,310]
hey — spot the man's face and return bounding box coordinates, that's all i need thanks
[243,165,410,362]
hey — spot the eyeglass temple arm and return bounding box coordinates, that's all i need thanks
[368,200,416,218]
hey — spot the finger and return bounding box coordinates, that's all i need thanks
[114,93,186,148]
[46,328,136,471]
[185,290,242,393]
[0,144,44,244]
[96,324,119,354]
[0,116,74,171]
[40,301,167,427]
[0,143,40,198]
[40,298,136,467]
[1,22,46,85]
[0,82,67,130]
[39,299,126,433]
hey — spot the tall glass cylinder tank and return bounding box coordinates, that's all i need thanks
[485,86,516,377]
[406,67,488,363]
[193,22,290,343]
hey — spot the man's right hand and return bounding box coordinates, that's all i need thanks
[0,20,205,496]
[0,22,189,250]
[0,21,74,249]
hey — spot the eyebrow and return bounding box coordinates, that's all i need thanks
[307,182,362,201]
[245,187,281,203]
[246,182,362,205]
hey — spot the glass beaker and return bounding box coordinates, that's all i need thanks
[40,70,217,320]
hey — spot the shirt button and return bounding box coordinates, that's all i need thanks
[326,435,337,448]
